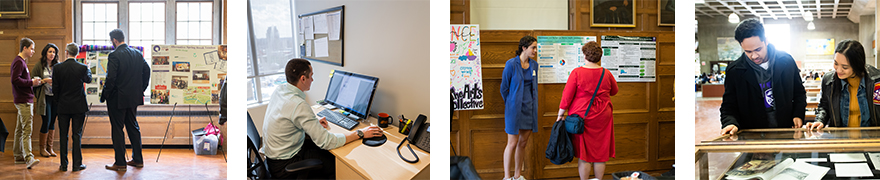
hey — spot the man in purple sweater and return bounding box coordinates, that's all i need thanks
[11,37,43,168]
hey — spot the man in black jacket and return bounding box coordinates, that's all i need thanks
[102,29,151,171]
[720,18,807,135]
[53,43,92,171]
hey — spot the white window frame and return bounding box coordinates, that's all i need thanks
[246,0,297,105]
[75,0,222,47]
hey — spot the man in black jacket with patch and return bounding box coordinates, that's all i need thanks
[102,29,151,171]
[720,18,807,135]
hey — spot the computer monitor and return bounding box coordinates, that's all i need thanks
[323,70,379,120]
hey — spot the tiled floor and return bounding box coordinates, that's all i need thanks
[0,146,227,179]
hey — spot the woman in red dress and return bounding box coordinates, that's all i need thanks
[556,41,618,180]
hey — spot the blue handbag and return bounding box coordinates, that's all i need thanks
[564,68,604,134]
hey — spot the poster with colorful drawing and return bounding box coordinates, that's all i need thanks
[806,39,835,55]
[451,24,483,110]
[150,45,227,104]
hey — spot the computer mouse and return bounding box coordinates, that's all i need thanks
[362,134,386,147]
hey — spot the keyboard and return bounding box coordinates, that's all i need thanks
[318,109,359,130]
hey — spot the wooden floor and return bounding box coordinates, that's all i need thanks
[0,145,227,179]
[695,92,724,144]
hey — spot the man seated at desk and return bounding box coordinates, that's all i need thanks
[261,58,384,179]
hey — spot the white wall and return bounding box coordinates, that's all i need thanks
[297,0,429,122]
[470,0,568,30]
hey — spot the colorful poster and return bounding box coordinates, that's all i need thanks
[450,24,484,110]
[150,45,227,104]
[600,36,656,82]
[536,36,598,83]
[85,51,111,104]
[806,39,835,55]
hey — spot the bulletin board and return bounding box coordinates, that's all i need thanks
[450,24,483,110]
[149,45,228,105]
[298,5,344,66]
[536,36,598,83]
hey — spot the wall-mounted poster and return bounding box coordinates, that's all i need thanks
[150,45,227,104]
[591,0,636,27]
[600,36,656,82]
[718,37,743,60]
[536,36,598,83]
[806,39,835,55]
[451,24,484,110]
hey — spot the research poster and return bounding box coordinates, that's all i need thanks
[536,36,598,83]
[600,36,656,82]
[84,51,110,104]
[450,24,483,110]
[150,45,228,105]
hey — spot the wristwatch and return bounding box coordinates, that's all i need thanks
[356,130,364,138]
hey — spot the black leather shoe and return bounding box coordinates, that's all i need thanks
[72,164,86,171]
[59,165,67,171]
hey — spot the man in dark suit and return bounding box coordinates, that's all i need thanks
[53,43,92,171]
[102,29,151,171]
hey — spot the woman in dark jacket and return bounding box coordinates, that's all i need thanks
[500,36,539,180]
[811,40,880,129]
[32,43,58,157]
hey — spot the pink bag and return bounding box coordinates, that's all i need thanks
[204,123,223,144]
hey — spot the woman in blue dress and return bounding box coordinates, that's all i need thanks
[500,36,539,180]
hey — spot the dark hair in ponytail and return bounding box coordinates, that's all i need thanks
[516,36,537,56]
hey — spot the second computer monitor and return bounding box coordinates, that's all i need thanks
[324,70,379,120]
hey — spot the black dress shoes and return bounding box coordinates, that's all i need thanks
[72,164,87,171]
[60,165,67,171]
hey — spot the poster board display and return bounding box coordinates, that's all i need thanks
[149,45,227,105]
[83,51,110,104]
[536,36,598,83]
[298,5,344,66]
[600,35,656,82]
[450,24,483,110]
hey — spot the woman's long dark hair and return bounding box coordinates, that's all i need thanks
[40,43,59,69]
[835,40,867,77]
[516,36,537,56]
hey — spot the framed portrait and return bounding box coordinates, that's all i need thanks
[659,0,675,26]
[590,0,636,27]
[0,0,29,19]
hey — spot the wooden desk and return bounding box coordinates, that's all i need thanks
[701,84,725,97]
[312,105,430,180]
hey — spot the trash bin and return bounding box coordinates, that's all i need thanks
[192,129,218,155]
[612,171,656,180]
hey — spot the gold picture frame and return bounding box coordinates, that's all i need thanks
[0,0,29,19]
[590,0,636,27]
[659,0,675,26]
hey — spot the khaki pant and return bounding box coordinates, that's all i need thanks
[12,103,33,160]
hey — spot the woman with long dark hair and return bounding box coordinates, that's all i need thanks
[811,40,880,128]
[499,36,539,180]
[32,43,59,157]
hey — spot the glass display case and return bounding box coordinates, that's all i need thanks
[696,127,880,180]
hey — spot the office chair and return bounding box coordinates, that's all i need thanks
[247,112,323,180]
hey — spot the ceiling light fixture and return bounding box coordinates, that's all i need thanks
[808,22,816,30]
[804,11,814,21]
[729,13,739,23]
